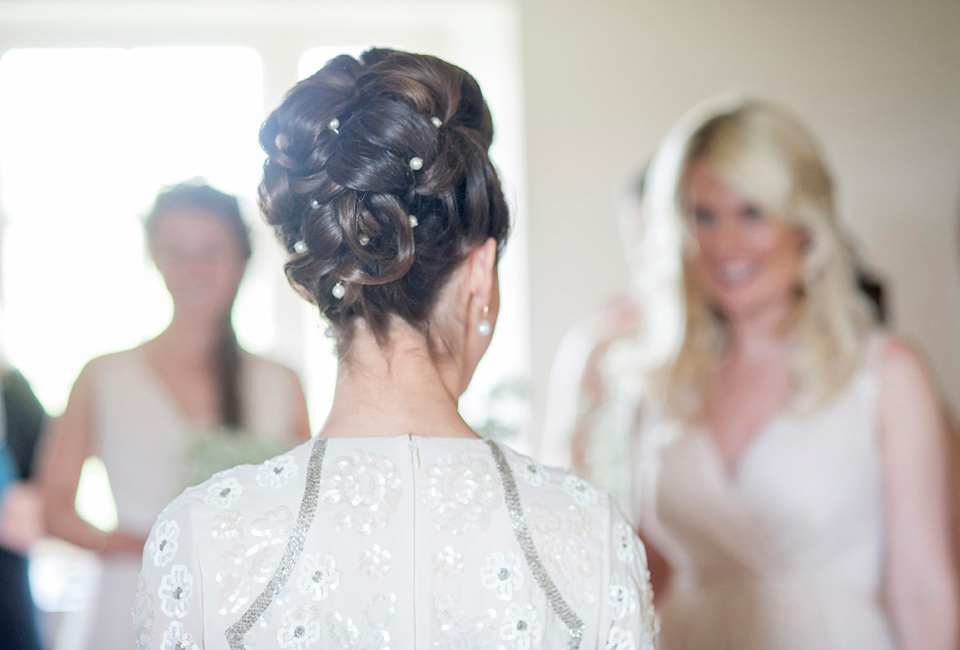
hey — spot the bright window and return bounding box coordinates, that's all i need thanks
[0,46,269,413]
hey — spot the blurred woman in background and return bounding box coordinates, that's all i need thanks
[622,98,958,649]
[41,182,311,649]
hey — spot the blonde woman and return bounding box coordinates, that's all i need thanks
[624,99,958,649]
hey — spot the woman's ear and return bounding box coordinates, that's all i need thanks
[464,238,498,305]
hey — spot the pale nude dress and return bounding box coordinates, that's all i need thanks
[633,334,895,649]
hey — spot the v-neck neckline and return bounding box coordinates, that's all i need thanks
[696,409,790,484]
[695,331,883,484]
[132,347,220,432]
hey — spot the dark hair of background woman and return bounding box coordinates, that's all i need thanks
[257,48,510,352]
[144,182,252,429]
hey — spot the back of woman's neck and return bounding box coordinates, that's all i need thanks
[319,331,477,440]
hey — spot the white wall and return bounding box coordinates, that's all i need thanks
[520,0,960,447]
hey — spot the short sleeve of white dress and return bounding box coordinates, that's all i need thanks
[135,486,206,650]
[598,498,658,650]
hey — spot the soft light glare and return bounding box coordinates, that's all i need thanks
[0,46,266,413]
[0,45,268,560]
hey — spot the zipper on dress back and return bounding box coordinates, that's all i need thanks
[408,435,420,645]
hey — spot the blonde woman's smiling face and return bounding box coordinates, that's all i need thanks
[684,162,806,320]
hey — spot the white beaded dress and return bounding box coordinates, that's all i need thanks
[136,435,657,649]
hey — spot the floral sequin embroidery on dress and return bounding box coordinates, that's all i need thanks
[433,546,464,580]
[562,474,598,507]
[206,478,244,509]
[605,626,636,650]
[423,452,502,534]
[607,574,639,621]
[150,518,179,567]
[613,522,636,564]
[320,452,402,534]
[327,592,397,649]
[251,506,294,541]
[212,509,245,542]
[515,459,550,487]
[567,504,592,537]
[216,506,293,616]
[159,620,200,650]
[500,604,543,650]
[524,500,595,609]
[158,564,194,619]
[257,454,298,489]
[296,553,341,601]
[539,532,595,609]
[480,551,525,601]
[277,605,323,649]
[433,594,498,650]
[217,544,255,615]
[360,544,391,580]
[525,503,561,535]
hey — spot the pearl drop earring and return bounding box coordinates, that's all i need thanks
[477,305,491,337]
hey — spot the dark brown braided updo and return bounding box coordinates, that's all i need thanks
[258,48,510,348]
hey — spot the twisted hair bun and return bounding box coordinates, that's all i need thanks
[259,48,510,344]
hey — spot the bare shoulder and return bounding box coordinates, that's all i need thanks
[876,333,948,446]
[878,334,939,395]
[242,351,304,386]
[70,347,143,391]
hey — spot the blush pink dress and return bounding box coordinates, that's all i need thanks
[633,334,896,649]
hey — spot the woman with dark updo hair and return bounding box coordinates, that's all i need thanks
[41,181,311,650]
[138,49,656,650]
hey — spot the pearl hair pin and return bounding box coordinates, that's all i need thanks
[408,215,419,228]
[331,282,346,299]
[310,199,321,210]
[408,156,423,171]
[359,234,370,246]
[293,240,308,254]
[328,117,340,133]
[430,116,443,127]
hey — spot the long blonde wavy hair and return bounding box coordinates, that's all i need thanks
[638,97,875,424]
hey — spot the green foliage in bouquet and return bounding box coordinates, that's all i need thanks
[182,427,290,489]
